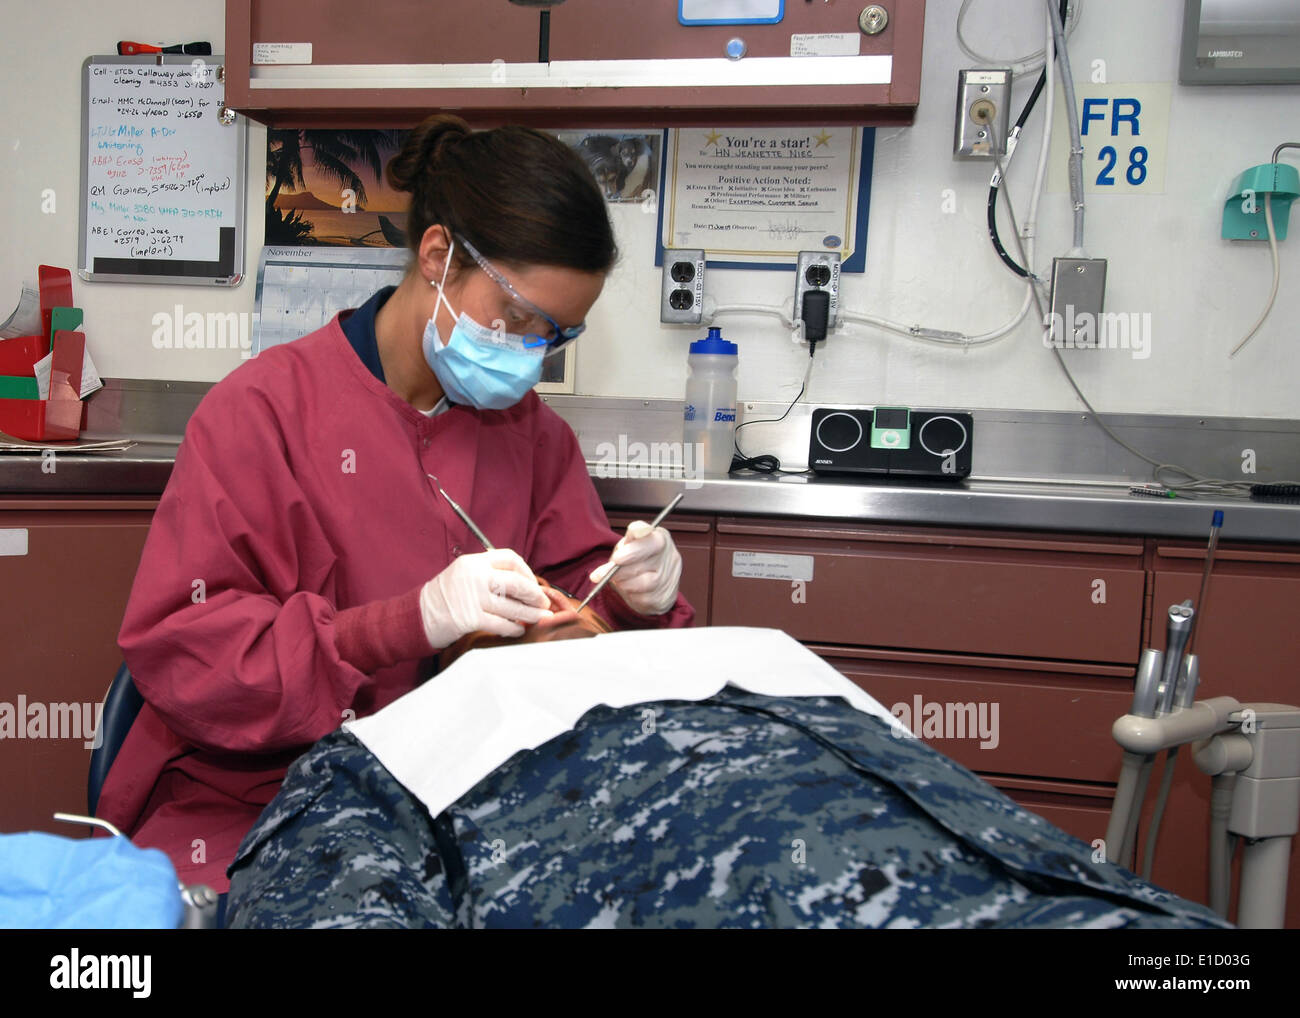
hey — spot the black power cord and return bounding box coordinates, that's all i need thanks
[728,272,831,473]
[987,0,1070,278]
[730,317,823,474]
[729,367,811,474]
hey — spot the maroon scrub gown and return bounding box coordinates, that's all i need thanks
[97,315,694,891]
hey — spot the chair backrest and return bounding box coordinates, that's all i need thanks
[87,663,145,816]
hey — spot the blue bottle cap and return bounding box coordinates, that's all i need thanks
[689,327,737,355]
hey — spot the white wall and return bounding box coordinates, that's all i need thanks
[3,0,1297,417]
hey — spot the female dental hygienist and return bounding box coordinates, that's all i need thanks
[97,114,694,894]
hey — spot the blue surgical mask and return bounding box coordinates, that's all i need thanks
[422,239,545,410]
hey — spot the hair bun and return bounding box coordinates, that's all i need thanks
[382,114,617,274]
[385,114,472,193]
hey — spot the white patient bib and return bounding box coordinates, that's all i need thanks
[344,626,907,818]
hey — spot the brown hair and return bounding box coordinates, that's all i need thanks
[386,114,617,276]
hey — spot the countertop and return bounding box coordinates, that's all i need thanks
[3,437,1297,543]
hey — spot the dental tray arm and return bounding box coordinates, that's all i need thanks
[1104,690,1241,871]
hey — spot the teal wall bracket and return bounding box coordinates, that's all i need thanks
[1222,163,1299,241]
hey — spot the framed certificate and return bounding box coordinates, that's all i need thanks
[657,126,873,272]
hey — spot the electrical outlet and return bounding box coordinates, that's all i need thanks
[1048,258,1108,349]
[794,250,840,334]
[660,248,705,324]
[954,68,1012,159]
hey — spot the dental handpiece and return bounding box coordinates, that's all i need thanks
[1156,602,1194,715]
[1130,648,1164,719]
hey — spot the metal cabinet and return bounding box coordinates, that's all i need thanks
[0,498,157,837]
[708,516,1147,873]
[706,517,1300,928]
[223,0,926,128]
[6,491,1296,926]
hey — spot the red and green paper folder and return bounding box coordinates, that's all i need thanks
[38,264,73,345]
[0,265,88,441]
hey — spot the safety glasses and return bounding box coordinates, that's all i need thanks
[456,234,586,358]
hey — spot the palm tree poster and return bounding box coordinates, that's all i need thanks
[266,129,411,247]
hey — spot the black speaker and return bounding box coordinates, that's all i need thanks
[809,407,973,479]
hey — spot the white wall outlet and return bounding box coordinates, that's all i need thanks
[660,249,705,324]
[794,250,840,332]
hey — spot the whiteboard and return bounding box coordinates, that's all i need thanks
[78,55,247,286]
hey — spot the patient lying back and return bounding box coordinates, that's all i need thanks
[437,578,613,671]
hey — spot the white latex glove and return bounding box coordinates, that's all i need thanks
[589,521,682,616]
[420,550,553,649]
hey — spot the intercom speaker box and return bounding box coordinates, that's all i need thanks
[809,407,974,479]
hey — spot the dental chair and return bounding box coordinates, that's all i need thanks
[87,662,143,817]
[62,662,223,928]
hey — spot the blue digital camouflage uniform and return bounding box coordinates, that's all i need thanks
[225,688,1230,929]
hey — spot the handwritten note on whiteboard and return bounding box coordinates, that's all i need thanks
[79,56,247,285]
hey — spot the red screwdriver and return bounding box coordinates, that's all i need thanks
[117,41,212,56]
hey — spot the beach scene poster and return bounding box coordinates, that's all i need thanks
[266,129,664,247]
[266,128,412,247]
[262,128,650,393]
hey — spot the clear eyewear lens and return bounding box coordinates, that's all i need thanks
[522,320,584,352]
[534,331,582,359]
[458,234,584,356]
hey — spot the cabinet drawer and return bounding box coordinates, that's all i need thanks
[0,509,155,835]
[607,511,712,626]
[1150,541,1300,705]
[713,519,1146,663]
[818,648,1132,784]
[985,776,1115,848]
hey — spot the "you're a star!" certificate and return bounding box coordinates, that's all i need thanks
[660,126,870,270]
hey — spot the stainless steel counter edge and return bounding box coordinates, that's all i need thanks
[592,474,1300,542]
[7,452,1293,543]
[1,381,1297,542]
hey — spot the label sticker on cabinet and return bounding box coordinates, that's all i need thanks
[0,529,29,557]
[731,551,813,581]
[253,42,313,65]
[790,33,861,57]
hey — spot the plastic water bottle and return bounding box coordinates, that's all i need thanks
[683,327,738,478]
